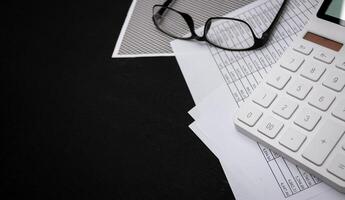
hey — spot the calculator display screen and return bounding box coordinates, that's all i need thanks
[325,0,345,21]
[318,0,345,26]
[303,32,343,51]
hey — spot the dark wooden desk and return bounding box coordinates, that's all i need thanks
[3,1,235,199]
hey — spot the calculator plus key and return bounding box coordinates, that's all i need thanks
[303,121,344,166]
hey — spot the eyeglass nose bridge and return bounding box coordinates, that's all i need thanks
[178,11,206,41]
[253,31,270,48]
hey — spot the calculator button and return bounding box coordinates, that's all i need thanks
[257,116,284,139]
[314,50,335,64]
[280,54,305,72]
[272,97,298,119]
[237,105,263,127]
[332,100,345,122]
[322,69,345,92]
[327,154,345,181]
[294,108,321,131]
[308,87,336,111]
[336,59,345,71]
[300,61,326,82]
[303,120,344,166]
[286,78,313,100]
[279,128,306,152]
[293,43,313,55]
[252,87,277,108]
[266,68,291,90]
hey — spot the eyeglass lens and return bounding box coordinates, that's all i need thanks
[153,5,256,49]
[205,19,255,50]
[153,6,192,39]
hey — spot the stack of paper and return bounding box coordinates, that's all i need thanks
[171,0,345,199]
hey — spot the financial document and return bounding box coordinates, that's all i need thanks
[201,0,325,196]
[171,0,345,199]
[207,0,316,106]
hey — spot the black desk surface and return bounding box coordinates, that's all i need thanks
[4,1,235,199]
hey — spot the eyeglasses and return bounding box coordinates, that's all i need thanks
[152,0,287,51]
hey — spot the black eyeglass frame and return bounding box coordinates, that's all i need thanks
[153,0,288,51]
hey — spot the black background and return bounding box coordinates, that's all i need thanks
[3,1,235,199]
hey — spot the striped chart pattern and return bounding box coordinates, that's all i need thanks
[118,0,255,56]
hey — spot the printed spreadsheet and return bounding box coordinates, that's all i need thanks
[207,0,321,197]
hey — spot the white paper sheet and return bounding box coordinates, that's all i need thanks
[171,0,345,199]
[190,121,341,200]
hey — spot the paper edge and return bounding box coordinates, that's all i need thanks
[112,52,174,58]
[112,0,138,58]
[111,0,176,58]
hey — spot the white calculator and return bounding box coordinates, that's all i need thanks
[234,0,345,193]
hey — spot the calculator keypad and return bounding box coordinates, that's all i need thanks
[235,38,345,190]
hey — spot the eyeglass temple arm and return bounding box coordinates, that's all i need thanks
[262,0,288,39]
[154,0,176,19]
